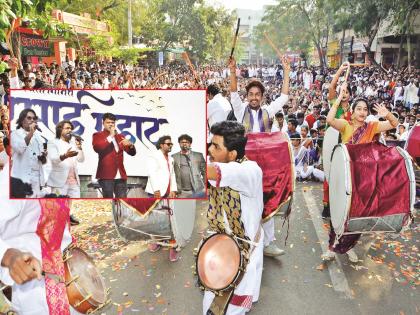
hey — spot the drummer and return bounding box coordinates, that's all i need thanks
[322,83,398,262]
[205,121,264,315]
[0,160,82,314]
[322,62,353,219]
[228,53,290,257]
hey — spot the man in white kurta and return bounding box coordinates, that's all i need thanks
[47,121,85,198]
[0,159,82,315]
[228,55,290,257]
[11,109,47,197]
[205,121,264,314]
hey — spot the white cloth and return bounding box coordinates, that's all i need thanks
[0,166,80,315]
[11,129,46,191]
[47,138,84,188]
[105,135,122,179]
[303,72,313,90]
[230,92,288,132]
[403,83,419,106]
[207,94,231,140]
[262,218,275,246]
[204,161,264,315]
[145,150,177,195]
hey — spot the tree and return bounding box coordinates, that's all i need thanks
[260,0,333,69]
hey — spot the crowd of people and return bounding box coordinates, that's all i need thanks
[1,55,418,185]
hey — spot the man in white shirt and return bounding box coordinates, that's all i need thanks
[228,55,290,257]
[145,135,177,198]
[0,161,83,315]
[207,84,231,142]
[205,121,264,314]
[47,120,84,198]
[11,109,48,198]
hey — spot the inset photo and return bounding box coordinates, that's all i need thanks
[9,89,206,199]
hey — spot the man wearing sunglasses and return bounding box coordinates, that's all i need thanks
[145,135,177,198]
[11,108,47,197]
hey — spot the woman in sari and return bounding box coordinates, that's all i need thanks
[322,82,398,262]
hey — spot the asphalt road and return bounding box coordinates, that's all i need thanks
[71,182,419,315]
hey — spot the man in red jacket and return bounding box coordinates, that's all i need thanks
[92,113,136,197]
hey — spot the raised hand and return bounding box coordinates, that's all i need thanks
[373,103,390,118]
[281,56,290,73]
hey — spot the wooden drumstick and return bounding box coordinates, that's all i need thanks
[230,18,241,59]
[181,51,201,86]
[344,63,351,82]
[263,32,283,57]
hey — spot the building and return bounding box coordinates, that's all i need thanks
[234,8,265,64]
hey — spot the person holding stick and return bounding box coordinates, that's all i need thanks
[228,43,290,257]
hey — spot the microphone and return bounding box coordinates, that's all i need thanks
[70,132,84,142]
[35,125,42,132]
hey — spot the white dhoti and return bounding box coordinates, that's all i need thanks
[204,160,264,314]
[262,218,275,246]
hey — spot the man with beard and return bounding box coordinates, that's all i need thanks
[47,120,84,198]
[229,55,290,257]
[172,134,206,198]
[204,121,263,314]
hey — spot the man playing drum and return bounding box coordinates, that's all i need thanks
[323,83,399,262]
[228,53,290,257]
[0,160,83,314]
[205,121,264,315]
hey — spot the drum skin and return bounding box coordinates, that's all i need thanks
[64,248,106,314]
[245,132,294,220]
[323,127,340,181]
[197,234,241,291]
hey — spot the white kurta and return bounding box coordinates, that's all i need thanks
[0,165,80,315]
[204,161,264,315]
[11,128,47,196]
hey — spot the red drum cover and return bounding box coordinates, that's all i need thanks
[346,142,410,218]
[405,124,420,160]
[120,199,159,215]
[245,132,293,220]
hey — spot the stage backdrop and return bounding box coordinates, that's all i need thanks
[10,89,206,177]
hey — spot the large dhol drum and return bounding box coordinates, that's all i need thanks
[112,199,195,247]
[405,123,420,165]
[322,127,340,181]
[245,132,294,221]
[64,247,109,314]
[329,142,415,236]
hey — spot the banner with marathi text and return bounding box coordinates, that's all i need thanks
[10,89,206,177]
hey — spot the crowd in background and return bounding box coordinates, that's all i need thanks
[0,56,419,183]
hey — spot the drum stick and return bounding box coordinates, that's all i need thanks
[181,51,201,86]
[263,32,283,57]
[230,18,241,59]
[344,63,351,81]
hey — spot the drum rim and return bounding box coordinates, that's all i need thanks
[323,127,340,180]
[196,233,243,292]
[394,146,417,211]
[329,143,352,236]
[404,123,420,156]
[65,247,107,306]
